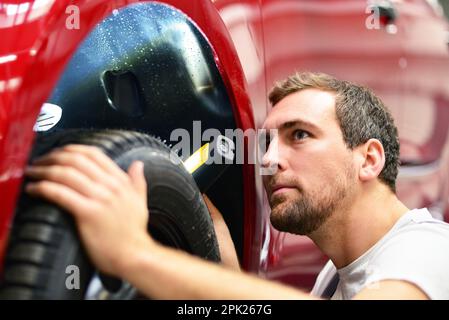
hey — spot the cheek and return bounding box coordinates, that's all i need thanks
[290,151,346,183]
[287,141,354,180]
[316,154,355,185]
[288,149,324,174]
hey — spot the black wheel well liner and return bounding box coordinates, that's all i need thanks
[39,2,244,263]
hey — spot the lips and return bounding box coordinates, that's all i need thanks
[271,185,296,196]
[266,176,298,197]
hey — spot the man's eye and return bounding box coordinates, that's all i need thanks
[293,130,309,140]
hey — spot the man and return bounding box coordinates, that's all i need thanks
[25,72,449,299]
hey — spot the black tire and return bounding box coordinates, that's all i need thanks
[0,129,220,299]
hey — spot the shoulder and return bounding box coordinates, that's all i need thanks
[376,212,449,255]
[366,212,449,299]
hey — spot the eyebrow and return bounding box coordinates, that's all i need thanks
[278,119,321,133]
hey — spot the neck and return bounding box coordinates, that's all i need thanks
[309,184,409,269]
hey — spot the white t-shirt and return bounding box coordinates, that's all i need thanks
[311,208,449,300]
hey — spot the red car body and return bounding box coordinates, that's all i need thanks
[1,0,448,291]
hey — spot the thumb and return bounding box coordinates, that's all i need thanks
[203,194,224,223]
[128,161,147,199]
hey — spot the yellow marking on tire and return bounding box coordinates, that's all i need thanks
[183,143,210,174]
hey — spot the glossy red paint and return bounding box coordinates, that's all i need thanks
[1,0,449,291]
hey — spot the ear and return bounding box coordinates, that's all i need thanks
[357,138,385,183]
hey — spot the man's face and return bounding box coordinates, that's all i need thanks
[262,89,357,236]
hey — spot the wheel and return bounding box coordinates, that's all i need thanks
[0,129,220,299]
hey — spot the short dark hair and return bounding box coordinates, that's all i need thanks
[268,71,400,192]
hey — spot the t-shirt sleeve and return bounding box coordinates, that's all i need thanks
[364,222,449,300]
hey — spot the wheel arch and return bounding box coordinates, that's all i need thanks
[0,0,256,273]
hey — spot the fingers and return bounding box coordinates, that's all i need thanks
[23,145,153,277]
[32,145,129,186]
[202,194,240,271]
[25,145,149,217]
[26,180,93,218]
[25,165,111,199]
[128,161,147,199]
[25,145,149,203]
[203,194,224,222]
[203,194,213,211]
[60,145,129,182]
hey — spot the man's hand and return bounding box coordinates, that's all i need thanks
[23,145,315,300]
[25,145,154,277]
[203,195,240,271]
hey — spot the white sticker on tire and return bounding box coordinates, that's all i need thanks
[33,103,62,132]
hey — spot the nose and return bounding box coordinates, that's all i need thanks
[261,135,280,174]
[262,144,276,168]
